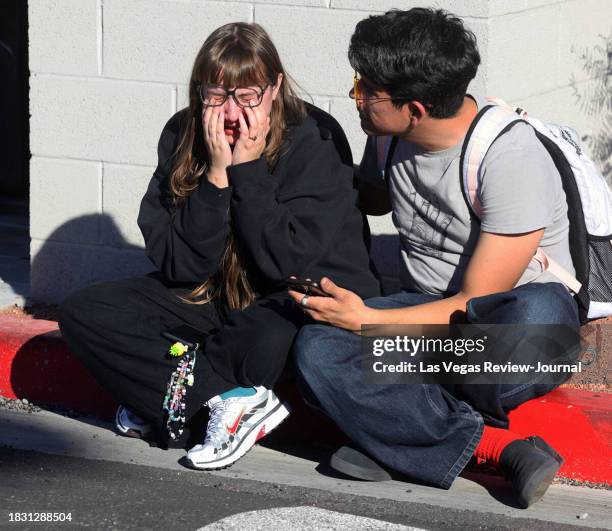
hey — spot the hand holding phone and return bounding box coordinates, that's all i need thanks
[283,277,330,297]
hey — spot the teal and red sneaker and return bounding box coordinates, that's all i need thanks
[186,386,290,470]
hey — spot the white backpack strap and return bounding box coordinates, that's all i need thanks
[486,96,529,118]
[461,104,519,217]
[533,249,583,294]
[485,96,510,107]
[464,101,583,295]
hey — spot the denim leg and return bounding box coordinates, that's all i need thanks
[293,291,439,414]
[449,282,581,427]
[293,291,483,489]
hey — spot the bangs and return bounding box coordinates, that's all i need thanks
[200,45,270,87]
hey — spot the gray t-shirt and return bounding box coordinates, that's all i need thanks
[360,96,574,296]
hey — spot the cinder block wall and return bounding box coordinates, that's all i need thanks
[29,0,612,302]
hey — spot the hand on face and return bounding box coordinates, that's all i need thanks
[202,105,233,175]
[202,100,270,173]
[232,105,270,166]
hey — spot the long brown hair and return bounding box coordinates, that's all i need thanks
[171,23,305,311]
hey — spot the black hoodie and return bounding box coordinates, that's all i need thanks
[137,104,380,300]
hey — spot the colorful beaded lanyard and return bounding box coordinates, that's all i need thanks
[162,340,198,440]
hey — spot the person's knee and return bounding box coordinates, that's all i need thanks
[468,283,578,325]
[512,283,578,324]
[59,281,130,332]
[293,325,337,379]
[59,285,98,330]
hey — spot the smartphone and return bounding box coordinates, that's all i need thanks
[161,325,210,349]
[283,277,330,297]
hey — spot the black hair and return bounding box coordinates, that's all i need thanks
[348,8,480,119]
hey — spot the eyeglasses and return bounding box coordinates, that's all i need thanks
[197,83,269,108]
[352,72,394,110]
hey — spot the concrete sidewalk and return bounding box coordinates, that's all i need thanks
[1,407,610,529]
[1,313,610,486]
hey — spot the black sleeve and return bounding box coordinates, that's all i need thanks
[137,113,231,283]
[227,125,355,283]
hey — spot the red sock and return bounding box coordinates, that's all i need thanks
[474,426,522,467]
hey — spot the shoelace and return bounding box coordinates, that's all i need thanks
[204,400,230,446]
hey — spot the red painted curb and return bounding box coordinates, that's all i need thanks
[509,388,612,484]
[0,315,610,484]
[0,316,117,418]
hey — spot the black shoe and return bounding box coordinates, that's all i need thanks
[330,446,392,482]
[499,437,562,508]
[528,435,564,465]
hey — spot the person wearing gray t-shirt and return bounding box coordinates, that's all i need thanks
[291,8,581,509]
[361,95,575,297]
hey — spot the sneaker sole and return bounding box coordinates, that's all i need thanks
[515,458,561,509]
[185,400,291,471]
[330,447,392,482]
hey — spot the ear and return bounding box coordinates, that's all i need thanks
[271,73,283,100]
[409,101,428,120]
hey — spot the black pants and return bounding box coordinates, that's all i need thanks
[59,273,308,442]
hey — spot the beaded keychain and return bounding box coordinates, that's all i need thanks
[162,341,198,440]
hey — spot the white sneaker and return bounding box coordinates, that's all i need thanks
[115,406,152,439]
[186,387,290,470]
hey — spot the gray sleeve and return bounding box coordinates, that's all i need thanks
[479,130,557,234]
[358,136,387,190]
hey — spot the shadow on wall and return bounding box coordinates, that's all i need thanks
[29,214,402,305]
[570,29,612,185]
[30,214,154,305]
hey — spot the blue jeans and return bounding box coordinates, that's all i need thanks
[293,282,579,489]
